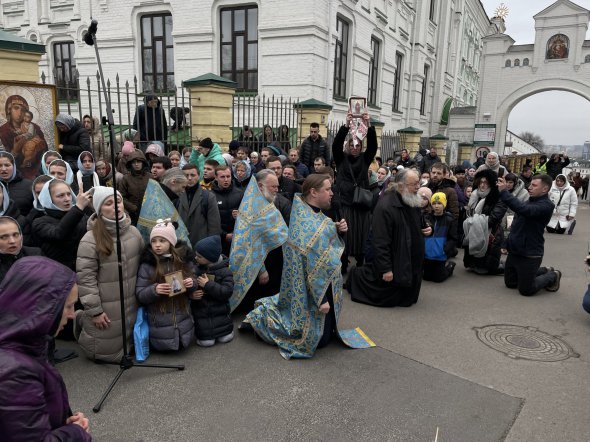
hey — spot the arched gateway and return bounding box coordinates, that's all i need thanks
[449,0,590,158]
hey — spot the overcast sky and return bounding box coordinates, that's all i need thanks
[479,0,590,145]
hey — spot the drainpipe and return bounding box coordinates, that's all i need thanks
[325,0,334,104]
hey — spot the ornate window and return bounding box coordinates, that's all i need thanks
[523,58,529,66]
[220,6,258,91]
[585,55,590,63]
[514,59,520,66]
[333,16,350,99]
[505,59,511,67]
[53,41,78,101]
[140,13,175,92]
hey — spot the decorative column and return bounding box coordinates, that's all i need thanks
[39,0,50,24]
[397,126,423,158]
[182,73,237,151]
[73,0,81,20]
[295,98,332,145]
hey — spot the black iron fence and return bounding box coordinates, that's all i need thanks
[232,93,302,152]
[42,69,193,159]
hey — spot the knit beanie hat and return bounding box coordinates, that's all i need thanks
[431,192,447,208]
[150,219,177,246]
[195,235,221,263]
[122,141,135,155]
[91,186,121,214]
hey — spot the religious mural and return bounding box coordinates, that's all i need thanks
[546,34,569,60]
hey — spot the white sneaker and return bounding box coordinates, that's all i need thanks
[217,331,234,344]
[196,339,215,347]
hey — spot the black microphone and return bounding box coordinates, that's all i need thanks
[84,20,98,46]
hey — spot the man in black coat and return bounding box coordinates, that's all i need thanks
[498,174,561,296]
[420,147,442,173]
[546,153,570,179]
[133,93,168,151]
[55,113,90,173]
[299,122,329,170]
[396,149,415,168]
[212,165,244,255]
[347,169,432,307]
[428,163,460,221]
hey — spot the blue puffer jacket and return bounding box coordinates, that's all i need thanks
[424,212,458,261]
[500,191,554,258]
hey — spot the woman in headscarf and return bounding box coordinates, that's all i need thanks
[40,150,62,175]
[55,113,91,173]
[476,151,508,176]
[31,179,91,270]
[47,158,78,194]
[0,151,33,216]
[23,174,53,247]
[0,181,26,232]
[463,169,507,275]
[376,166,391,190]
[76,151,100,192]
[332,112,377,271]
[145,141,165,166]
[232,160,252,189]
[547,173,578,234]
[0,257,92,440]
[76,186,143,362]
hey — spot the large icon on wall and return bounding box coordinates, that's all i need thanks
[0,81,58,180]
[546,34,569,60]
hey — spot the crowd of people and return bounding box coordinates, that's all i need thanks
[0,107,588,439]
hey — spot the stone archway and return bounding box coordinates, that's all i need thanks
[495,78,590,152]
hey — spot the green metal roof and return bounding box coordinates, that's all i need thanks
[429,134,449,140]
[398,126,423,134]
[182,73,237,88]
[0,29,45,54]
[370,117,384,126]
[297,98,332,110]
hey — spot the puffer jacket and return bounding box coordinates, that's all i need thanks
[189,143,226,177]
[135,242,196,351]
[119,149,150,223]
[0,257,92,442]
[76,214,144,362]
[2,170,33,216]
[548,175,577,228]
[192,258,234,341]
[32,206,88,270]
[58,120,91,173]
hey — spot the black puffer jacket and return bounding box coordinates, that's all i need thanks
[31,207,88,270]
[191,258,234,341]
[0,246,42,282]
[2,172,33,216]
[136,242,196,351]
[59,121,91,173]
[3,200,26,232]
[212,183,244,239]
[299,134,329,170]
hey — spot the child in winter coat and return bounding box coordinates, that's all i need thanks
[136,220,196,351]
[423,192,458,283]
[191,235,234,347]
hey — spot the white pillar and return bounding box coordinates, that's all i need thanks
[73,0,81,20]
[39,0,50,24]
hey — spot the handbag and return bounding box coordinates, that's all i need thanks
[346,160,373,209]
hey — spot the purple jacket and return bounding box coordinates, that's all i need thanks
[0,257,92,441]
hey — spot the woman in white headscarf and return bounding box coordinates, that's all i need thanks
[476,151,507,177]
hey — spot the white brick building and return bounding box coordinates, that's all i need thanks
[0,0,493,136]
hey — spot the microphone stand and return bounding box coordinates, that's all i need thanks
[85,22,184,413]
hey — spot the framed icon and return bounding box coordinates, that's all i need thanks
[348,96,366,118]
[165,271,186,296]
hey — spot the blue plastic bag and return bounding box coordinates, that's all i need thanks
[133,306,150,362]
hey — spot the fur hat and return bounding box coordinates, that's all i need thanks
[431,192,447,208]
[150,219,177,246]
[122,141,135,155]
[91,186,121,214]
[195,235,222,263]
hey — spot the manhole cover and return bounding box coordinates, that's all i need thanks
[474,324,579,362]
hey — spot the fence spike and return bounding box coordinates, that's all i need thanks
[116,73,120,84]
[107,78,111,88]
[41,71,46,84]
[96,70,100,80]
[86,76,91,86]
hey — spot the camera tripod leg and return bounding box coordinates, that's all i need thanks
[93,368,125,413]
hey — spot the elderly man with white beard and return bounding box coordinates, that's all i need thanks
[347,169,432,307]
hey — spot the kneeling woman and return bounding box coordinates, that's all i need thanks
[463,169,507,275]
[76,187,144,362]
